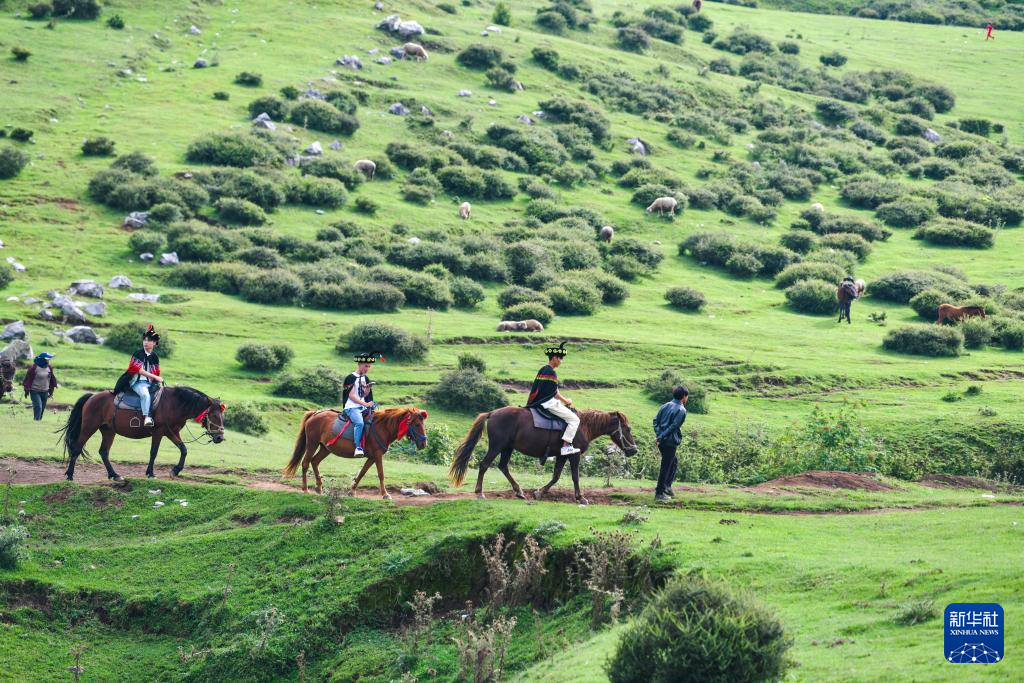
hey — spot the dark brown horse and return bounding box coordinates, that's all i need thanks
[282,406,428,498]
[449,407,638,505]
[58,387,226,481]
[937,304,985,325]
[0,358,14,403]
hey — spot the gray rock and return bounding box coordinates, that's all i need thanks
[6,257,26,272]
[390,46,406,59]
[374,0,384,9]
[84,302,107,317]
[38,308,55,321]
[923,128,941,143]
[108,275,133,289]
[513,81,525,91]
[70,280,104,298]
[188,25,201,35]
[65,326,102,344]
[252,113,276,130]
[5,296,16,303]
[0,239,5,248]
[305,141,323,155]
[407,236,421,245]
[128,293,161,303]
[481,31,489,36]
[123,212,149,229]
[516,115,534,125]
[194,58,208,69]
[23,297,41,305]
[752,160,761,170]
[0,320,26,341]
[303,88,325,100]
[367,48,380,55]
[486,25,502,33]
[159,252,179,266]
[457,89,472,97]
[420,105,433,116]
[376,15,424,39]
[336,55,363,70]
[488,99,497,106]
[0,339,33,362]
[532,110,546,118]
[376,56,393,65]
[59,301,88,324]
[388,102,410,116]
[627,137,647,156]
[329,140,343,151]
[139,252,154,262]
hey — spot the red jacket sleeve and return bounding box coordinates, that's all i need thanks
[22,365,35,393]
[127,356,143,374]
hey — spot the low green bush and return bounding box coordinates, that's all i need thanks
[0,147,30,179]
[913,220,994,249]
[643,369,708,414]
[959,318,994,349]
[819,51,847,67]
[457,352,487,373]
[273,366,347,405]
[451,277,485,309]
[501,302,555,326]
[1000,324,1024,351]
[665,286,706,311]
[105,321,175,357]
[234,71,263,87]
[224,401,269,436]
[81,137,116,156]
[908,288,947,320]
[341,322,429,360]
[238,268,304,304]
[819,232,873,261]
[216,197,267,225]
[0,525,29,569]
[236,343,294,371]
[875,198,935,228]
[726,252,762,278]
[547,280,601,315]
[883,325,963,357]
[775,262,844,290]
[186,133,283,168]
[785,279,837,315]
[127,230,167,254]
[289,99,360,135]
[426,369,508,413]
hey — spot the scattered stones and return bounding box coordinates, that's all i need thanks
[457,89,472,97]
[420,105,433,116]
[516,115,534,125]
[128,293,161,303]
[390,46,406,59]
[83,302,107,317]
[627,137,648,156]
[303,88,325,100]
[187,25,201,35]
[65,326,102,344]
[109,275,133,289]
[38,309,55,321]
[488,98,497,106]
[532,110,546,118]
[810,202,824,212]
[252,112,276,130]
[336,55,363,70]
[388,102,410,116]
[194,58,208,69]
[5,257,26,272]
[305,141,323,155]
[367,48,380,55]
[481,31,489,36]
[5,296,17,302]
[374,0,384,9]
[486,25,502,33]
[400,488,430,496]
[23,297,41,305]
[407,236,421,245]
[70,280,104,298]
[329,140,343,151]
[139,252,154,262]
[153,501,165,508]
[0,339,33,362]
[0,320,26,341]
[158,252,179,266]
[376,15,425,39]
[923,128,941,143]
[123,211,149,229]
[118,68,134,78]
[376,56,393,65]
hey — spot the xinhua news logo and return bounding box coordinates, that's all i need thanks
[945,603,1003,664]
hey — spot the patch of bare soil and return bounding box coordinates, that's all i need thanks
[751,471,896,492]
[918,474,1009,492]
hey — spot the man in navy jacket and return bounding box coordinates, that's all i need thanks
[652,385,688,501]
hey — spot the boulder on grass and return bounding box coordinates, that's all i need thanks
[65,326,102,344]
[70,280,104,298]
[1,320,26,341]
[109,275,133,289]
[0,339,33,362]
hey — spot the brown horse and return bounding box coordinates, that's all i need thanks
[58,387,226,481]
[282,406,428,498]
[449,407,638,505]
[937,304,985,325]
[0,358,14,403]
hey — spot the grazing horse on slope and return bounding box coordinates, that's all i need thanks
[936,304,985,325]
[449,407,638,505]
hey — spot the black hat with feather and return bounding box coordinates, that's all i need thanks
[142,324,160,344]
[545,341,568,359]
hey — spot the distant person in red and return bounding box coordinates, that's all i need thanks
[986,23,994,40]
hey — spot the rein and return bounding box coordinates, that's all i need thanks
[369,411,427,452]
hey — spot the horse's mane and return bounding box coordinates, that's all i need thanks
[578,409,623,431]
[172,386,212,417]
[374,405,422,422]
[962,305,985,313]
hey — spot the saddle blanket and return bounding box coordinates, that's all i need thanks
[530,407,566,431]
[326,409,372,446]
[113,387,163,412]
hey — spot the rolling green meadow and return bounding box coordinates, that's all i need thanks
[1,0,1023,680]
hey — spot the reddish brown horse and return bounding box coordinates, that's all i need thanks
[0,358,14,403]
[449,407,638,505]
[59,387,226,481]
[937,304,985,325]
[283,406,428,498]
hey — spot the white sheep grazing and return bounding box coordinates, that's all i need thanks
[854,278,866,297]
[599,226,614,242]
[811,202,824,212]
[458,201,471,220]
[354,159,376,180]
[403,43,429,61]
[646,197,678,216]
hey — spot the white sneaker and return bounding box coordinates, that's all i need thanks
[354,447,365,456]
[143,417,154,427]
[560,444,580,456]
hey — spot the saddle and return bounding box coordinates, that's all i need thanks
[529,406,567,431]
[113,385,164,413]
[326,408,373,447]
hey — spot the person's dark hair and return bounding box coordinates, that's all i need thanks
[673,385,689,400]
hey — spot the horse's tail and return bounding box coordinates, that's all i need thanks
[450,411,490,487]
[57,393,93,462]
[283,411,316,477]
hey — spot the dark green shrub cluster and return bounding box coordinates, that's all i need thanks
[959,317,994,349]
[273,366,347,405]
[786,279,838,315]
[531,46,560,70]
[0,147,29,179]
[236,343,294,371]
[0,264,16,290]
[299,157,364,190]
[538,98,611,143]
[186,133,284,168]
[913,219,995,249]
[870,270,971,304]
[224,402,268,436]
[840,175,905,209]
[234,71,263,87]
[819,51,848,67]
[289,99,359,135]
[105,322,176,357]
[456,44,504,69]
[402,168,441,203]
[775,262,845,289]
[341,322,429,361]
[819,232,873,261]
[607,577,791,683]
[665,286,706,311]
[643,369,709,414]
[81,137,116,156]
[679,232,798,278]
[713,29,775,55]
[779,230,817,254]
[883,325,964,357]
[426,369,508,413]
[1000,324,1024,351]
[616,26,652,52]
[875,197,935,228]
[908,288,947,320]
[548,280,602,315]
[304,281,405,312]
[368,266,453,309]
[248,95,289,121]
[216,197,267,226]
[451,277,485,309]
[127,230,167,254]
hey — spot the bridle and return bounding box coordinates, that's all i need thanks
[612,414,636,452]
[405,418,427,447]
[188,400,226,443]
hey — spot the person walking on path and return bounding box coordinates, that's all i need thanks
[986,23,994,40]
[837,276,858,325]
[652,385,688,501]
[22,352,58,420]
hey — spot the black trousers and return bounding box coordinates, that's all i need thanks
[656,441,679,495]
[838,300,851,322]
[30,390,48,420]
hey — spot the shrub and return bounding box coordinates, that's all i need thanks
[216,197,266,226]
[451,277,485,308]
[106,14,125,29]
[726,252,762,278]
[343,322,429,361]
[298,177,348,208]
[870,271,969,304]
[779,230,817,254]
[273,366,347,405]
[51,0,101,18]
[186,133,282,168]
[28,3,53,19]
[0,147,30,179]
[1000,324,1024,351]
[213,91,230,101]
[642,369,709,414]
[401,168,441,203]
[234,71,263,87]
[531,46,559,70]
[0,264,15,290]
[247,95,289,121]
[819,51,847,67]
[9,128,34,143]
[840,175,904,209]
[224,402,268,436]
[713,29,774,55]
[777,40,799,54]
[436,165,486,198]
[959,318,993,349]
[0,526,29,569]
[238,269,304,304]
[819,233,873,261]
[11,47,31,62]
[127,230,167,254]
[914,220,994,249]
[607,577,790,683]
[775,262,844,290]
[547,280,601,315]
[305,281,405,312]
[785,279,837,315]
[616,27,651,52]
[883,325,964,357]
[456,44,504,69]
[236,343,294,371]
[236,246,284,269]
[502,302,554,326]
[289,99,360,135]
[875,198,935,228]
[493,2,512,26]
[354,196,378,215]
[485,67,517,91]
[958,118,992,137]
[105,322,175,357]
[665,287,706,311]
[816,99,857,125]
[536,10,568,34]
[427,369,508,413]
[592,272,629,304]
[81,137,116,156]
[908,288,947,320]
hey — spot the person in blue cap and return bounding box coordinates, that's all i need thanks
[22,352,59,420]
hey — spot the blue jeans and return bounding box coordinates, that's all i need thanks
[134,380,152,417]
[30,391,48,420]
[345,407,365,449]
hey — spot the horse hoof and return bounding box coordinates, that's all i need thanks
[65,474,74,482]
[477,493,486,500]
[382,493,392,501]
[577,497,589,506]
[171,467,182,477]
[145,472,154,479]
[532,489,543,500]
[515,491,527,500]
[109,475,124,483]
